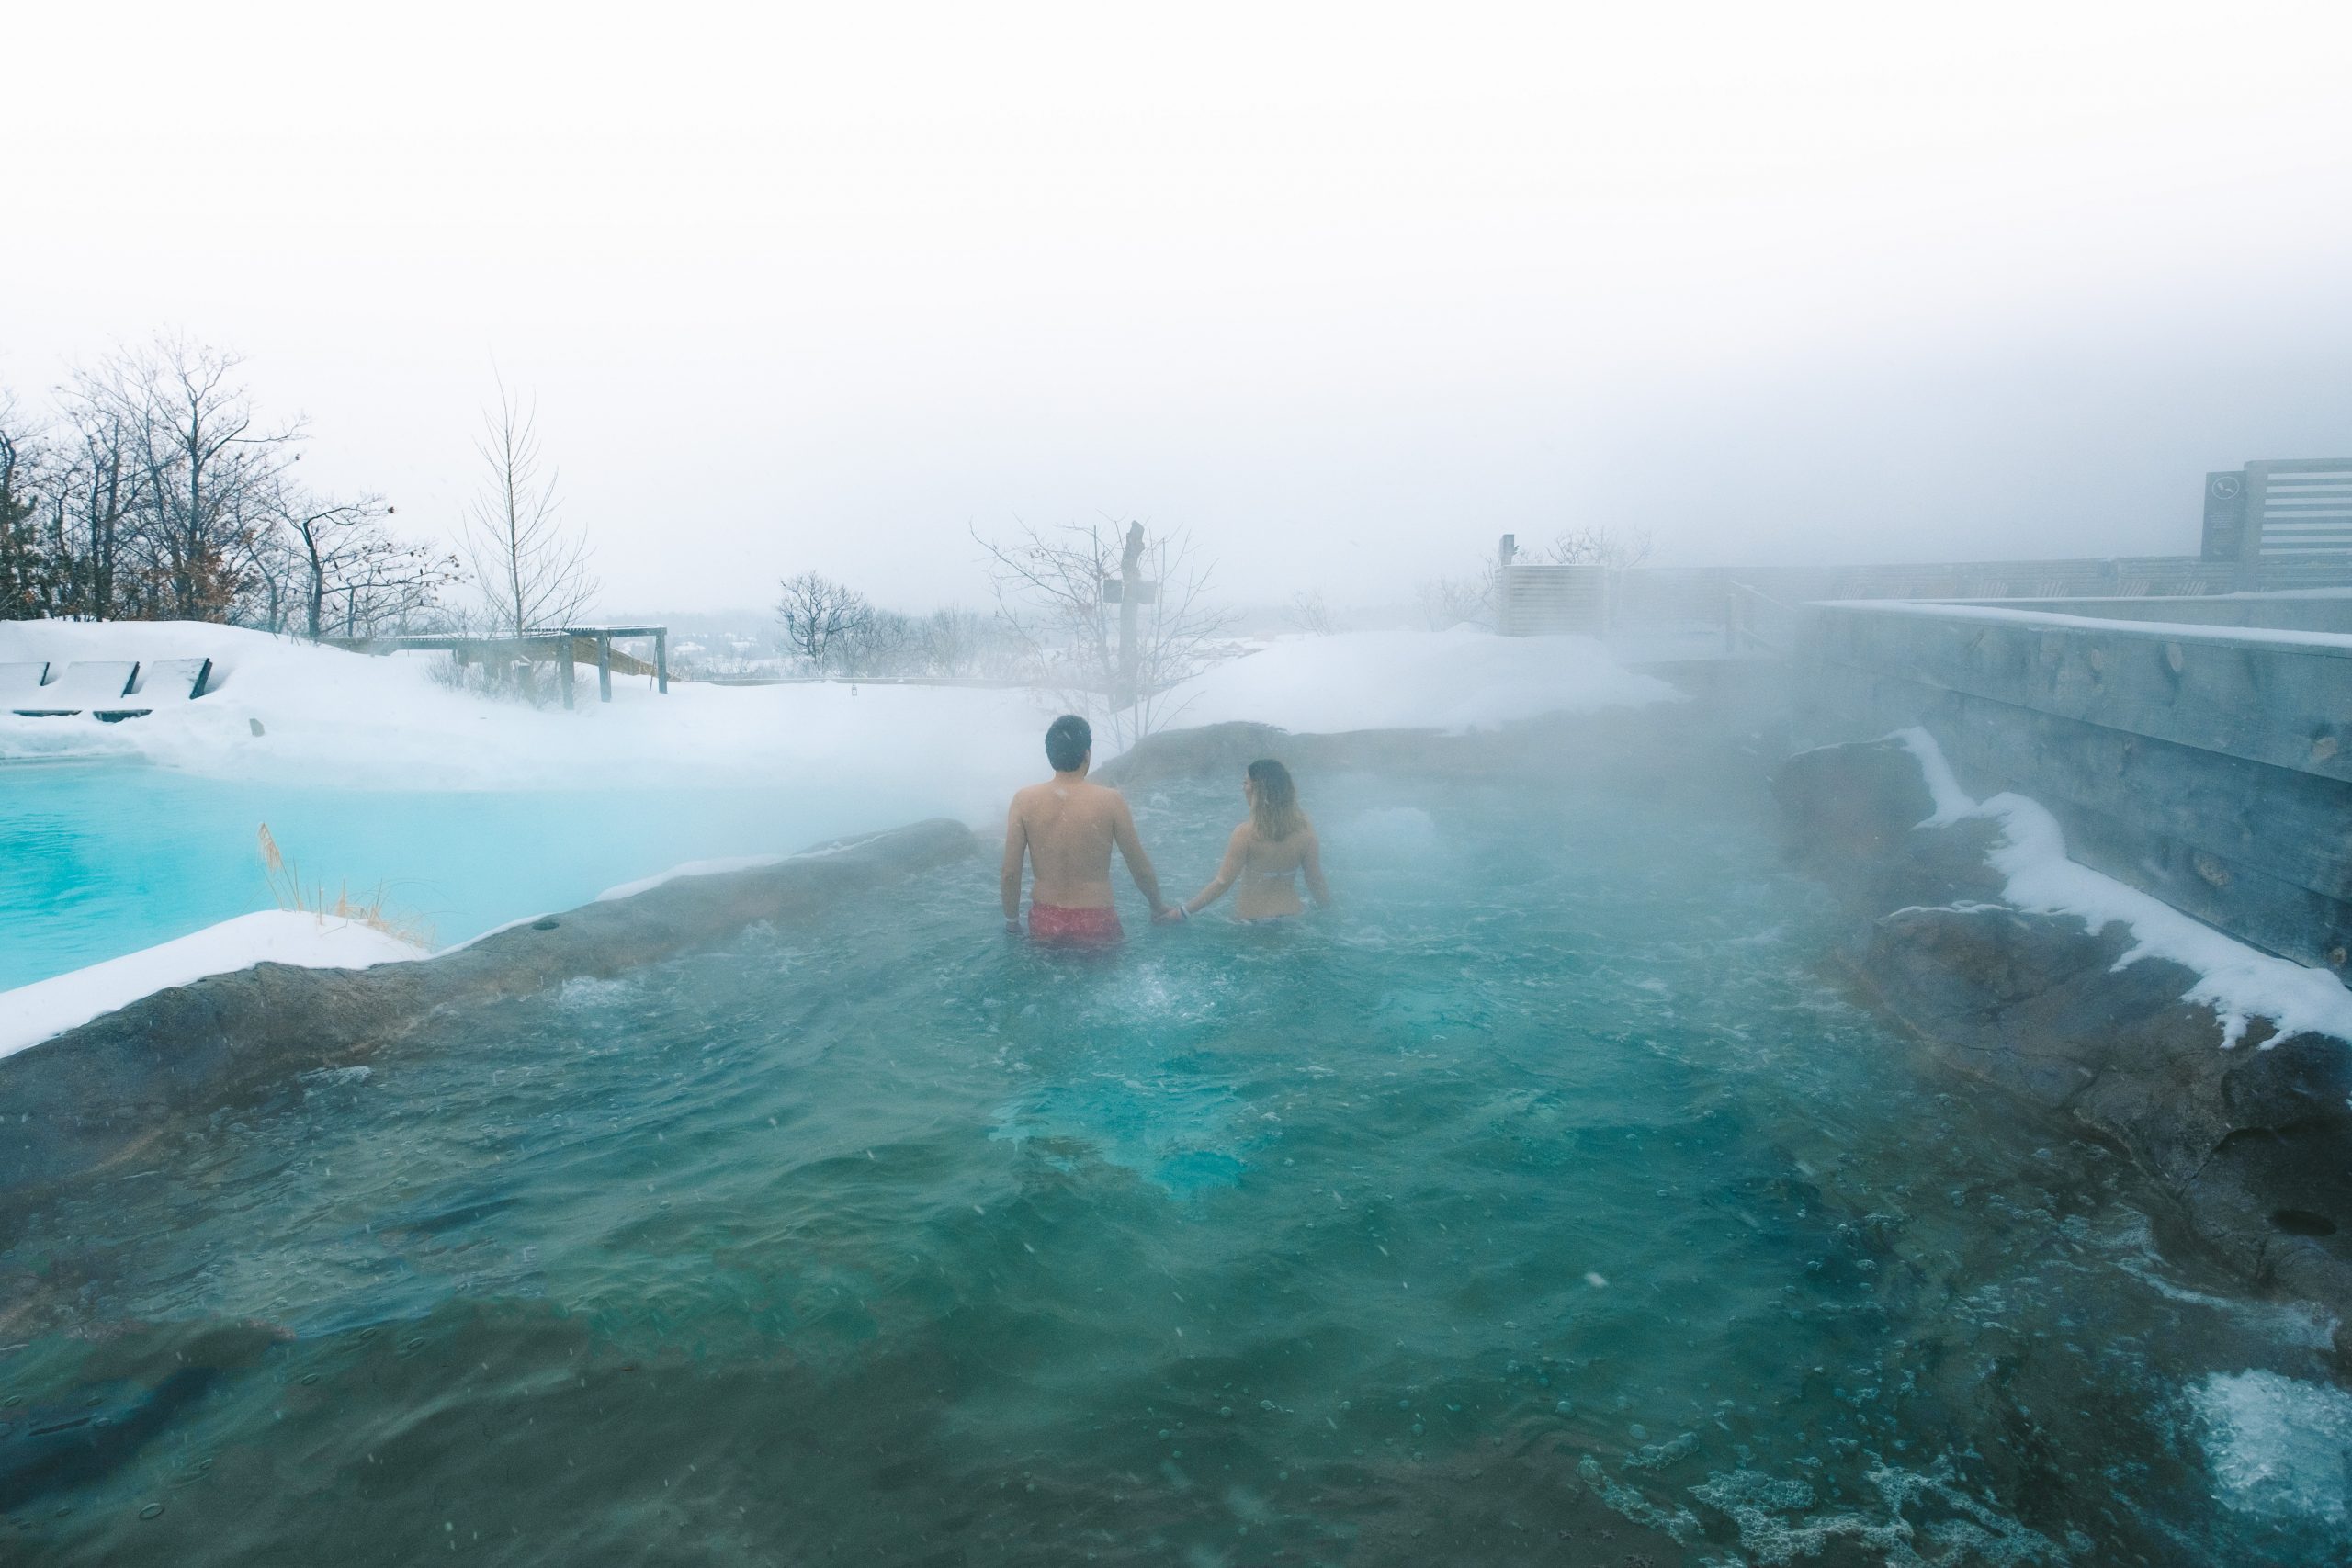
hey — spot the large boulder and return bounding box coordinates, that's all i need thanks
[1771,738,2006,914]
[1777,739,2352,1349]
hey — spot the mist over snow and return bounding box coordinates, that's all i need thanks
[1171,628,1677,735]
[0,622,1674,798]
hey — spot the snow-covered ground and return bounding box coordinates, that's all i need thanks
[0,619,1054,793]
[0,621,1667,788]
[1,620,1672,1051]
[1895,728,2352,1047]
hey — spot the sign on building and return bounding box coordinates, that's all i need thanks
[2203,459,2352,588]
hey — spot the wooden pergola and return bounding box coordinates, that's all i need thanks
[326,626,669,709]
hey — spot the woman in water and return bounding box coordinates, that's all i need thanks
[1181,759,1330,922]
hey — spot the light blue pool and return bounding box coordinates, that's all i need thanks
[0,761,953,991]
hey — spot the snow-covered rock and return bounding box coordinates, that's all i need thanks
[0,911,426,1060]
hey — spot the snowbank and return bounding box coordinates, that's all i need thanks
[1894,728,2352,1046]
[0,622,1675,790]
[0,911,426,1060]
[1165,627,1677,735]
[0,620,1056,800]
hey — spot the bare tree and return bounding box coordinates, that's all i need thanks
[842,607,922,674]
[1544,523,1655,570]
[46,378,143,618]
[918,605,1021,678]
[236,514,304,633]
[1417,570,1494,630]
[463,379,596,636]
[1286,590,1342,637]
[774,571,873,669]
[974,518,1235,750]
[275,484,460,639]
[0,393,49,618]
[82,334,300,621]
[5,341,409,628]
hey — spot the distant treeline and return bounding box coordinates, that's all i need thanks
[0,333,458,636]
[770,573,1027,679]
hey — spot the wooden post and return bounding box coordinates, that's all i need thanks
[597,632,613,703]
[559,638,575,709]
[1117,523,1144,709]
[655,629,669,694]
[1498,534,1518,637]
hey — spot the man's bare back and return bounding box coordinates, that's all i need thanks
[1002,716,1173,942]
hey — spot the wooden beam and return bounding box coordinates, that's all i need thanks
[597,632,613,704]
[655,629,669,694]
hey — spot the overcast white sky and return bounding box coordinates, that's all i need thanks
[6,2,2351,613]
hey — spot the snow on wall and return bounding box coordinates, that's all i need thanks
[1892,728,2352,1047]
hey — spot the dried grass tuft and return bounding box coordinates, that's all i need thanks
[257,823,434,949]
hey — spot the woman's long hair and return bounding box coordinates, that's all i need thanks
[1248,759,1306,841]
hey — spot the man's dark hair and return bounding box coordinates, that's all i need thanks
[1045,714,1092,773]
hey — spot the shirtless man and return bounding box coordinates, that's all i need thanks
[1001,714,1179,944]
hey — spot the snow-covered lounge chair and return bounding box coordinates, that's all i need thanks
[0,662,49,705]
[101,657,215,720]
[12,661,139,718]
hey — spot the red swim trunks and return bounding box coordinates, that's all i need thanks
[1028,903,1124,946]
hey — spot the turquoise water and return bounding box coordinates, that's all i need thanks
[0,763,940,990]
[0,770,2343,1564]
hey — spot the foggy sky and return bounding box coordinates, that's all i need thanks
[7,2,2351,615]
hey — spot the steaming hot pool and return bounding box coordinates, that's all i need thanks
[2,767,2346,1564]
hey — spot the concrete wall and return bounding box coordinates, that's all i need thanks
[1796,601,2352,973]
